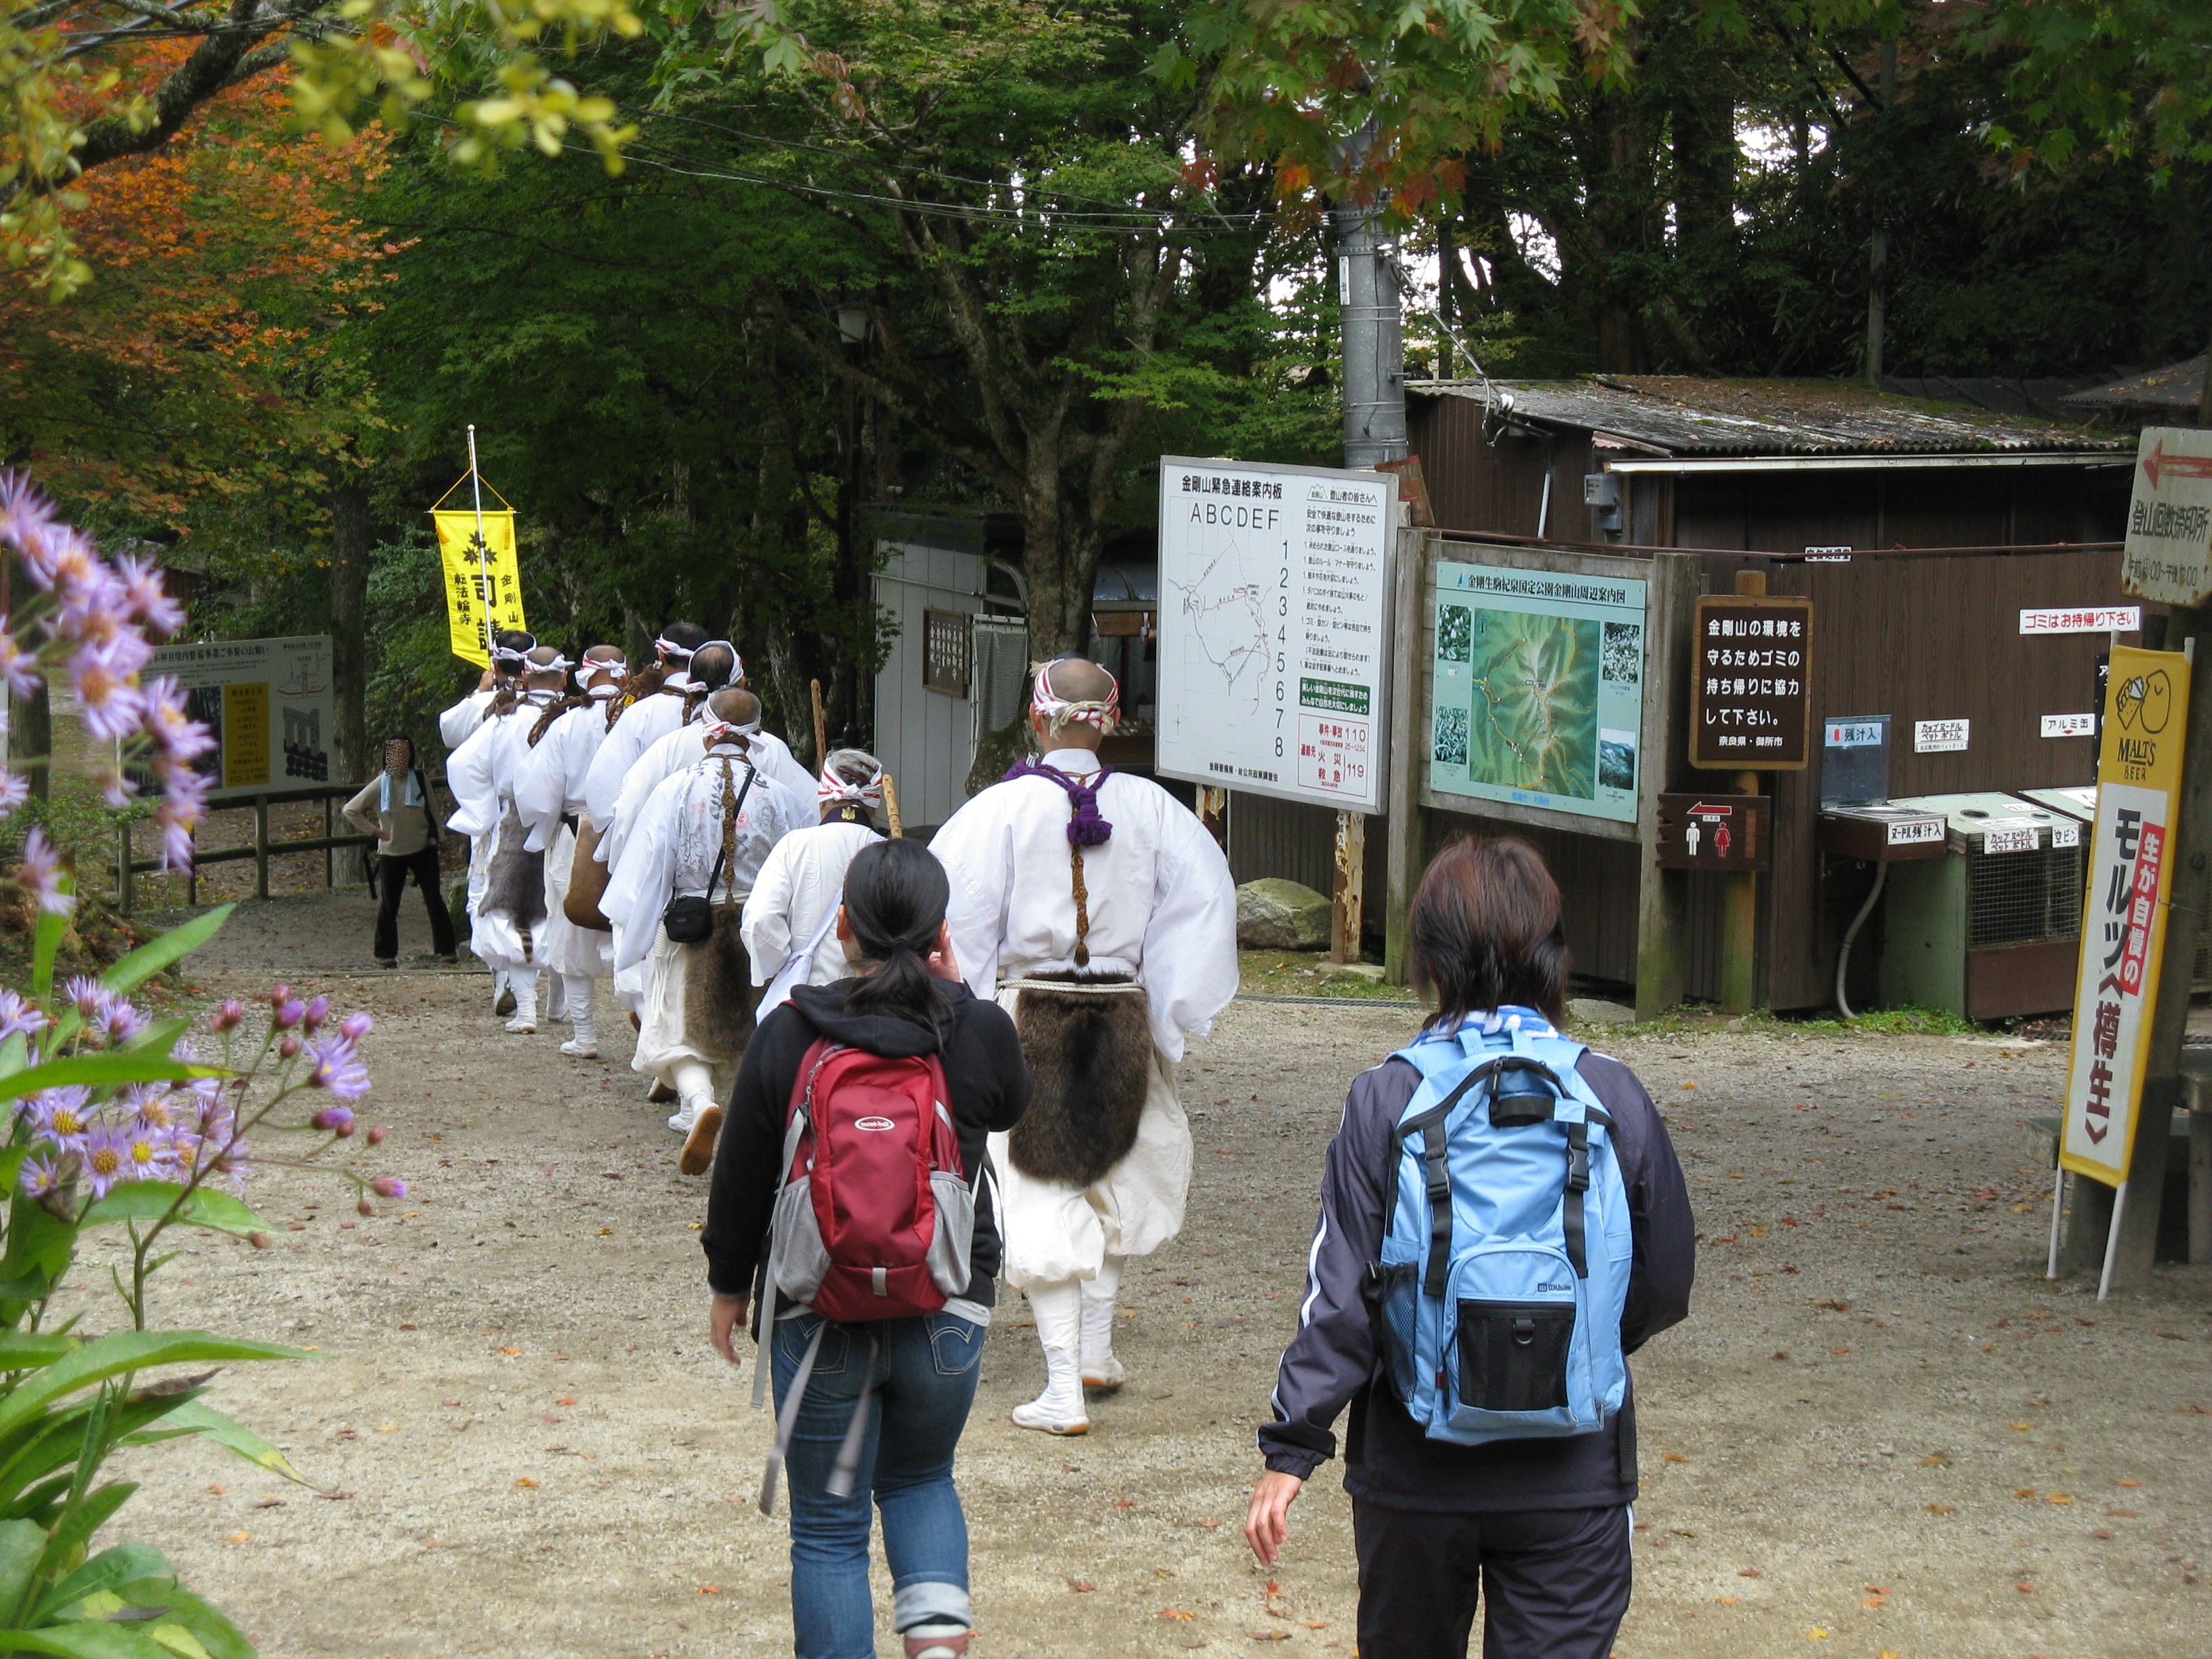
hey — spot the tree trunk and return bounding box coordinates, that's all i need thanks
[1585,89,1651,373]
[330,481,370,785]
[16,682,49,803]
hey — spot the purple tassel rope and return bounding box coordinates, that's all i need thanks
[1004,758,1113,846]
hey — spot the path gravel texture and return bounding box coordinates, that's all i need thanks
[68,891,2212,1658]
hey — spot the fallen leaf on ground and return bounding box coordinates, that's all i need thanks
[2010,1421,2035,1431]
[1805,1628,1829,1639]
[254,1498,284,1509]
[226,1532,250,1544]
[557,1396,577,1406]
[2106,1508,2137,1518]
[2048,1493,2073,1505]
[207,1485,225,1496]
[1663,1453,1687,1462]
[497,1347,521,1356]
[1067,1581,1096,1593]
[697,1586,720,1595]
[1248,1633,1289,1643]
[1927,1504,1955,1515]
[1920,1454,1948,1466]
[1714,1595,1739,1605]
[2015,1489,2039,1499]
[2116,1479,2141,1488]
[1194,1519,1221,1530]
[514,1477,538,1488]
[1158,1609,1195,1621]
[314,1490,354,1501]
[1738,1568,1761,1578]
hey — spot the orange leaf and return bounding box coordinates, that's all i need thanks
[1159,1609,1196,1621]
[514,1477,539,1489]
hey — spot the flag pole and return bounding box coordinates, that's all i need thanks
[466,425,495,663]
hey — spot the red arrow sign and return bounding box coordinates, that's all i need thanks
[2141,437,2212,490]
[1687,802,1736,818]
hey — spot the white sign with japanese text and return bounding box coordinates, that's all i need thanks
[146,635,333,802]
[2121,427,2212,606]
[1914,718,1970,753]
[2020,607,2141,636]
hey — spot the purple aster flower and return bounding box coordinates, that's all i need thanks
[0,473,58,561]
[68,640,146,742]
[18,1153,63,1199]
[0,773,28,819]
[100,1000,148,1045]
[310,1102,358,1134]
[0,989,49,1042]
[302,995,329,1034]
[211,1000,246,1033]
[18,828,74,916]
[268,985,293,1008]
[32,1086,96,1152]
[79,1128,130,1199]
[121,1122,177,1181]
[0,625,41,703]
[94,765,137,811]
[308,1040,371,1103]
[339,1010,373,1042]
[155,778,206,871]
[112,554,186,638]
[369,1176,408,1199]
[63,977,106,1020]
[273,998,305,1030]
[140,678,213,763]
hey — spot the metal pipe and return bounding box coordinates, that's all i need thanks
[467,424,495,661]
[1832,859,1888,1019]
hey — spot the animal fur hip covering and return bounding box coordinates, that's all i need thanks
[1007,979,1153,1187]
[682,905,759,1059]
[485,808,548,944]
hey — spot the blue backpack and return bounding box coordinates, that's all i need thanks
[1364,1019,1633,1446]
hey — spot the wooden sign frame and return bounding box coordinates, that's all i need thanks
[1689,593,1815,772]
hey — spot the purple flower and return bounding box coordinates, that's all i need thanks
[302,995,329,1034]
[273,999,305,1030]
[18,828,73,916]
[63,977,106,1021]
[211,999,246,1033]
[153,762,210,870]
[121,1123,177,1181]
[69,640,146,741]
[0,473,58,562]
[113,554,186,638]
[370,1176,408,1199]
[0,773,28,819]
[0,625,41,702]
[18,1154,63,1199]
[276,1033,302,1060]
[339,1010,373,1041]
[102,1002,148,1045]
[310,1103,357,1135]
[140,678,213,764]
[269,985,293,1008]
[307,1038,371,1103]
[0,989,49,1042]
[94,765,137,811]
[79,1128,130,1199]
[32,1087,95,1151]
[129,1087,179,1131]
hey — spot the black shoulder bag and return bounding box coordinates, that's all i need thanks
[663,761,755,943]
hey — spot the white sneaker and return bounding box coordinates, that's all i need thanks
[558,1038,599,1059]
[504,1014,537,1035]
[1010,1395,1088,1435]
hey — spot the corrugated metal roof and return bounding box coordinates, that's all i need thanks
[2060,354,2205,411]
[1410,375,2131,457]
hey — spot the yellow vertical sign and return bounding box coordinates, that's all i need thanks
[2061,646,2190,1185]
[222,682,270,789]
[432,508,526,668]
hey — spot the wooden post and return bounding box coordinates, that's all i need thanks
[2191,1103,2212,1265]
[882,773,904,838]
[1718,569,1767,1015]
[1331,811,1366,966]
[2103,602,2212,1292]
[811,678,828,771]
[1197,785,1229,853]
[1634,550,1700,1019]
[253,797,269,901]
[117,821,133,915]
[324,794,335,890]
[1385,525,1429,987]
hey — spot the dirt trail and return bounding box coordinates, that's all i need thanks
[73,892,2212,1657]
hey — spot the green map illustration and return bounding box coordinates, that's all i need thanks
[1466,610,1599,799]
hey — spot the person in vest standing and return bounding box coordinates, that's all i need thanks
[703,839,1031,1659]
[741,748,888,1011]
[343,734,457,967]
[931,656,1237,1435]
[514,644,628,1058]
[1249,837,1696,1659]
[602,686,811,1168]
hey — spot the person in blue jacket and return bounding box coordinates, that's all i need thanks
[1250,835,1696,1659]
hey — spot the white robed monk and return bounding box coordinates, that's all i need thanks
[931,655,1237,1434]
[602,686,810,1170]
[741,747,890,1012]
[437,628,534,1015]
[513,644,628,1059]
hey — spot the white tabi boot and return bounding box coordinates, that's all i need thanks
[491,969,514,1019]
[545,977,567,1021]
[1010,1280,1088,1435]
[1080,1254,1126,1393]
[558,975,598,1059]
[502,970,539,1034]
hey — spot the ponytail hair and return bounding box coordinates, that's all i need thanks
[838,839,952,1038]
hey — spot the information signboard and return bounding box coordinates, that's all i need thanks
[147,636,334,800]
[2061,645,2190,1187]
[1655,793,1768,870]
[1155,457,1392,814]
[1427,562,1647,826]
[2119,426,2212,607]
[1689,594,1814,770]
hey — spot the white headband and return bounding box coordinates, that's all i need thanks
[700,712,761,744]
[1031,659,1120,731]
[817,761,885,810]
[654,636,693,660]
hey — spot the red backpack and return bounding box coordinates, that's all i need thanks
[754,1040,979,1512]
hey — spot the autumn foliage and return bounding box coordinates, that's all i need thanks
[0,49,394,532]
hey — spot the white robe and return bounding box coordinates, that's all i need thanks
[582,690,688,830]
[438,688,495,752]
[514,703,613,981]
[601,752,811,1090]
[604,724,815,872]
[444,697,555,972]
[930,749,1239,1288]
[741,820,882,989]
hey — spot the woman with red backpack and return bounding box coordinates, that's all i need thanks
[704,837,1032,1659]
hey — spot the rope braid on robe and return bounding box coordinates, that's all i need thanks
[683,750,760,1058]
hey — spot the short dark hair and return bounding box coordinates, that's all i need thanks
[659,621,709,655]
[1407,836,1570,1029]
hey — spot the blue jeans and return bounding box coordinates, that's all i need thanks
[771,1311,984,1659]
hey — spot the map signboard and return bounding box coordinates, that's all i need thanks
[1427,562,1647,826]
[1155,457,1393,815]
[146,635,334,800]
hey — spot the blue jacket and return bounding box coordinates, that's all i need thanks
[1258,1044,1696,1512]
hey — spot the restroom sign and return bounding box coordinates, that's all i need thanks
[1655,793,1769,870]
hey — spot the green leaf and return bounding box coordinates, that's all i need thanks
[0,1517,48,1624]
[0,1035,29,1084]
[0,1620,177,1658]
[98,910,232,1000]
[136,1591,246,1659]
[37,1545,173,1625]
[41,1482,136,1582]
[0,1200,79,1330]
[0,1334,304,1447]
[143,1624,214,1659]
[0,1334,78,1372]
[0,1056,216,1109]
[32,894,68,1007]
[77,1187,266,1241]
[117,1403,301,1486]
[117,1021,190,1061]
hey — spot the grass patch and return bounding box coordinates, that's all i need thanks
[1239,949,1414,1002]
[1607,1003,1986,1040]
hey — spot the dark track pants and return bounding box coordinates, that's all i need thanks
[373,846,456,962]
[1352,1499,1631,1659]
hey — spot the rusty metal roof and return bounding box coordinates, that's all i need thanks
[1410,375,2131,457]
[2060,354,2205,412]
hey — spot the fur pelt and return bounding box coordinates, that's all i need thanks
[683,905,759,1059]
[485,809,548,939]
[563,817,614,931]
[1007,980,1153,1187]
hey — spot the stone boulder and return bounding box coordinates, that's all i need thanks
[1237,878,1333,951]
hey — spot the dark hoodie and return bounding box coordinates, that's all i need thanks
[701,978,1032,1307]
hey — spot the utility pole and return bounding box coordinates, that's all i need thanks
[1864,33,1898,386]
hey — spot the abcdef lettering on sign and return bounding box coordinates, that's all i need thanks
[1689,595,1814,771]
[2120,427,2212,607]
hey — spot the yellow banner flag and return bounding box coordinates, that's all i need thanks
[432,508,527,668]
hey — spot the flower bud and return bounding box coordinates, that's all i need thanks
[277,1033,302,1060]
[302,995,329,1033]
[357,1197,374,1217]
[268,985,292,1008]
[370,1176,407,1199]
[367,1124,388,1146]
[274,1000,305,1030]
[340,1011,373,1042]
[311,1105,355,1135]
[211,1000,246,1033]
[248,1231,272,1250]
